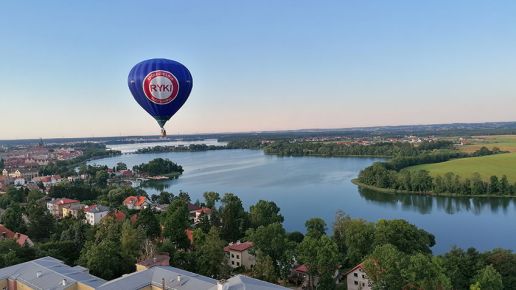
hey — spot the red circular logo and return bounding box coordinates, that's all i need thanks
[142,70,180,104]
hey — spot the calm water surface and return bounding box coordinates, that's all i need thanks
[90,148,516,254]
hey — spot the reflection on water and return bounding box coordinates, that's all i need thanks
[359,188,516,215]
[90,149,516,253]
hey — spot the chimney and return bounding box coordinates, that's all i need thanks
[61,279,67,286]
[177,275,182,282]
[161,277,165,289]
[36,271,42,278]
[217,280,225,290]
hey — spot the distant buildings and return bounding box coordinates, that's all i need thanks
[0,256,289,290]
[224,241,256,270]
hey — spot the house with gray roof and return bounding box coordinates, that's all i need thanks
[0,257,289,290]
[0,256,106,290]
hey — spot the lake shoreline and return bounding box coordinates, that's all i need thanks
[352,179,516,198]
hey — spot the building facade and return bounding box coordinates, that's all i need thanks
[84,205,110,226]
[345,263,372,290]
[224,241,256,270]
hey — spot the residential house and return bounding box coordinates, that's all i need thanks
[62,204,87,218]
[224,241,256,270]
[0,256,289,290]
[345,263,372,290]
[33,175,62,187]
[46,198,81,218]
[123,196,152,210]
[291,264,316,288]
[191,207,212,225]
[84,205,110,226]
[0,224,34,247]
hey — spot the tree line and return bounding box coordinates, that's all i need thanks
[358,147,514,196]
[1,186,515,289]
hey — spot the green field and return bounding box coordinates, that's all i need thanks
[461,135,516,153]
[409,153,516,182]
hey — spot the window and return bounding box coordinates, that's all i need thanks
[354,281,358,285]
[354,273,358,277]
[236,255,240,259]
[231,261,234,265]
[231,254,234,258]
[236,262,240,266]
[362,274,366,279]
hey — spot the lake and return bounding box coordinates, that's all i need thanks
[90,147,516,254]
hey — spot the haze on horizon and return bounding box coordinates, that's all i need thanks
[1,1,516,140]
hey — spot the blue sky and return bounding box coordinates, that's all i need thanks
[1,1,516,139]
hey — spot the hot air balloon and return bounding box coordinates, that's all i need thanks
[128,58,193,137]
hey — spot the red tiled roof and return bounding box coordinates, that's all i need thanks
[344,263,364,276]
[14,233,30,247]
[112,210,126,221]
[224,241,254,252]
[294,264,309,274]
[123,196,148,207]
[196,207,212,215]
[0,224,31,247]
[0,224,15,239]
[188,203,201,212]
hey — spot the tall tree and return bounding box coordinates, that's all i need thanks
[0,203,26,233]
[162,198,190,249]
[195,227,229,279]
[363,244,406,290]
[373,219,435,254]
[470,265,503,290]
[401,253,451,289]
[26,202,55,242]
[249,200,284,228]
[305,218,326,240]
[219,193,247,242]
[484,248,516,290]
[298,235,339,290]
[135,207,161,239]
[246,223,294,279]
[120,220,144,262]
[203,191,220,209]
[333,213,374,266]
[441,247,485,290]
[253,251,278,283]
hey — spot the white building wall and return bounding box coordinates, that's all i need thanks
[347,267,372,290]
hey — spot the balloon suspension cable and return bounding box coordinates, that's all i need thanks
[161,128,167,138]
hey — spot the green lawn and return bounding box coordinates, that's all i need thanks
[408,153,516,183]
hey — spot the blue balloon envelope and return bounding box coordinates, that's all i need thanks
[128,58,193,136]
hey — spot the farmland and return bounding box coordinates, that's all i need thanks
[409,152,516,182]
[461,135,516,153]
